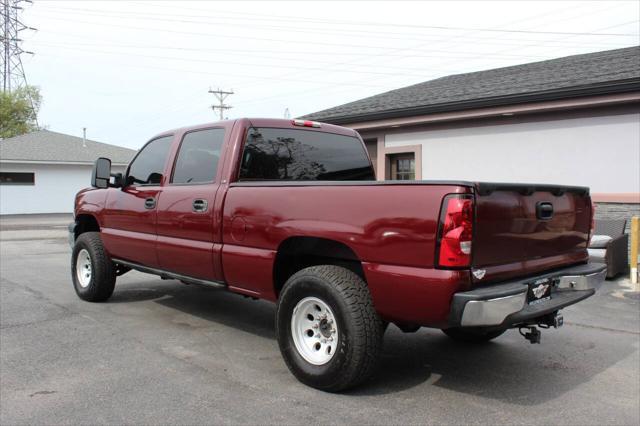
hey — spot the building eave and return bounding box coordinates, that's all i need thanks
[341,91,640,132]
[310,79,640,125]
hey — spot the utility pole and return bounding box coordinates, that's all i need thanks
[208,87,233,120]
[2,0,37,126]
[1,0,35,92]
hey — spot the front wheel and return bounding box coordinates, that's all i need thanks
[276,265,384,392]
[442,327,506,343]
[71,232,116,302]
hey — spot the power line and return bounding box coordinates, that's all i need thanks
[28,36,571,61]
[270,5,638,103]
[27,5,636,50]
[28,13,640,55]
[253,5,638,116]
[32,41,534,79]
[33,51,389,89]
[31,14,634,91]
[209,88,233,120]
[34,22,633,50]
[25,1,636,92]
[35,3,640,37]
[237,2,574,95]
[26,6,638,94]
[435,18,640,74]
[25,2,639,135]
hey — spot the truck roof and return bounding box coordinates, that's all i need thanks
[149,117,359,141]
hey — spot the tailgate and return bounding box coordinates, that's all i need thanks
[472,183,592,283]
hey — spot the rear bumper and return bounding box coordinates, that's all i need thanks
[449,263,606,328]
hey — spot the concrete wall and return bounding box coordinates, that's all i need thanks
[384,112,640,197]
[0,163,126,215]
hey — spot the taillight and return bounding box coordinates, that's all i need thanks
[437,194,474,268]
[589,200,596,245]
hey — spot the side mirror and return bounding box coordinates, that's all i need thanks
[91,157,111,189]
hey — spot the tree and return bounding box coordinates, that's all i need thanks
[0,86,41,139]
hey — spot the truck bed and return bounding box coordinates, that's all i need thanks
[220,179,592,327]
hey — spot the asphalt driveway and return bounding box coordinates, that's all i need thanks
[1,216,639,425]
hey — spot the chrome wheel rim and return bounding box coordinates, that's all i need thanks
[76,249,92,288]
[291,297,338,365]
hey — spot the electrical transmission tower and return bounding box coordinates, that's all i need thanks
[1,0,35,92]
[208,88,233,120]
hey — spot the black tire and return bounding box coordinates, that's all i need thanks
[71,232,116,302]
[276,265,383,392]
[442,327,507,343]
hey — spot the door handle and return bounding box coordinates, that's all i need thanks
[536,202,554,220]
[192,199,208,212]
[144,197,156,209]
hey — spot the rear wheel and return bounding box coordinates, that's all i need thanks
[71,232,116,302]
[442,327,506,343]
[276,265,383,392]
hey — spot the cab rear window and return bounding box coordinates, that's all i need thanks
[239,128,374,181]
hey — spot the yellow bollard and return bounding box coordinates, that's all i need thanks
[631,216,639,284]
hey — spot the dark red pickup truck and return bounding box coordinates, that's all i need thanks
[70,118,606,391]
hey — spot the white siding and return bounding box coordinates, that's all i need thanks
[385,113,640,194]
[0,163,127,215]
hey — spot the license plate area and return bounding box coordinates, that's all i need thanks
[527,278,552,305]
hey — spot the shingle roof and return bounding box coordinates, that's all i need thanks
[302,46,640,123]
[0,130,136,165]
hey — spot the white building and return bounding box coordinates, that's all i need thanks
[0,130,135,215]
[303,46,640,220]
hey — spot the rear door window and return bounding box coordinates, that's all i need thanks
[239,128,374,181]
[172,128,225,184]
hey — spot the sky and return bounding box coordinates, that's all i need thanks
[17,0,640,150]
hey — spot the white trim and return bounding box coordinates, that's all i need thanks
[0,160,129,166]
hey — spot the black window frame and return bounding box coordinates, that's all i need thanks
[389,153,416,181]
[0,172,35,185]
[170,127,226,186]
[125,134,174,187]
[237,127,375,182]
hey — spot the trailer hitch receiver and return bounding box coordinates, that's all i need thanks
[519,326,541,344]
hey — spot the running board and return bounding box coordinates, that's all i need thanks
[112,259,226,289]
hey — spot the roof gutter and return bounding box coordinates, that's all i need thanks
[309,79,640,125]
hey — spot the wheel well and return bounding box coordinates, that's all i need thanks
[75,214,100,238]
[273,237,365,297]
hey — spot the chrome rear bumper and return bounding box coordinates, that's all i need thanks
[450,263,606,328]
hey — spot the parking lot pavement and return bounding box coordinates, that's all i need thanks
[1,220,639,425]
[0,214,73,242]
[0,213,73,231]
